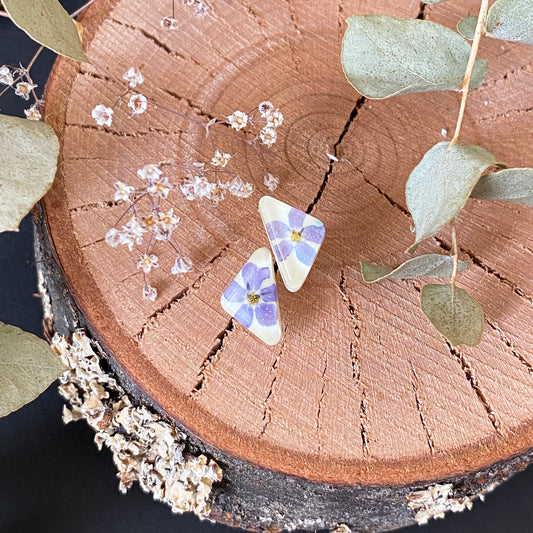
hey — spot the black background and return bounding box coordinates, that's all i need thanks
[1,2,533,532]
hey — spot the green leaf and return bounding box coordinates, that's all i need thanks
[361,254,469,283]
[0,113,59,232]
[406,142,496,247]
[3,0,88,62]
[420,284,484,346]
[471,168,533,206]
[487,0,533,45]
[341,15,488,99]
[457,16,478,40]
[0,322,65,418]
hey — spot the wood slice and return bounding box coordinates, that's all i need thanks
[39,0,533,530]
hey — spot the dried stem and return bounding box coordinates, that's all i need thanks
[449,0,490,147]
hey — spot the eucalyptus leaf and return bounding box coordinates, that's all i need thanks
[341,15,488,99]
[457,16,478,40]
[406,142,496,248]
[3,0,88,62]
[361,254,469,283]
[471,168,533,206]
[0,322,65,417]
[0,113,59,232]
[420,284,484,346]
[487,0,533,45]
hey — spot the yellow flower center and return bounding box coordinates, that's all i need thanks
[247,292,260,305]
[144,216,156,227]
[290,230,301,242]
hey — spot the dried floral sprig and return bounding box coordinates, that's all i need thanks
[0,61,43,120]
[160,0,211,29]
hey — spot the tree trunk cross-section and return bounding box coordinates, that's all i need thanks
[40,0,533,530]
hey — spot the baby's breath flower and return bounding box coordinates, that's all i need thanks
[227,177,254,198]
[147,176,173,199]
[158,209,180,231]
[266,109,284,128]
[258,101,274,117]
[128,93,148,115]
[181,176,215,200]
[210,182,227,204]
[142,213,159,233]
[195,1,210,17]
[105,228,121,248]
[114,181,135,202]
[24,105,42,121]
[121,216,145,249]
[137,253,159,273]
[260,127,277,146]
[143,284,157,301]
[123,67,144,88]
[14,81,37,101]
[160,16,179,29]
[137,164,162,182]
[171,256,193,275]
[211,150,231,167]
[0,66,14,86]
[92,104,114,127]
[227,110,248,131]
[264,173,279,192]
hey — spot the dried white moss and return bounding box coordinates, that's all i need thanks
[51,331,222,518]
[407,481,499,525]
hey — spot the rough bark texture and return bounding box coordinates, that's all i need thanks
[39,0,533,530]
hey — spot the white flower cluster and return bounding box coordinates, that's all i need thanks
[180,173,253,203]
[1,65,43,120]
[92,67,148,127]
[160,0,210,28]
[227,101,284,148]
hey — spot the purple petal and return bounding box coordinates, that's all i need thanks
[223,281,247,303]
[255,303,278,327]
[265,220,290,241]
[260,284,277,303]
[234,304,253,328]
[273,239,294,262]
[301,223,325,245]
[295,241,316,266]
[288,207,306,230]
[242,262,270,291]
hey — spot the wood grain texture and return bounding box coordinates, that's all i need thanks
[41,0,533,510]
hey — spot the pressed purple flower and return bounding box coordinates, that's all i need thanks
[223,262,278,328]
[265,207,325,267]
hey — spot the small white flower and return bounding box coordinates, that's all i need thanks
[92,104,114,127]
[264,173,279,191]
[143,284,157,301]
[260,127,277,146]
[158,209,180,232]
[211,150,231,167]
[209,182,227,204]
[24,105,42,121]
[14,81,37,101]
[171,256,193,275]
[105,228,121,248]
[128,93,147,115]
[195,1,210,17]
[266,109,283,128]
[121,216,145,249]
[137,253,159,273]
[160,16,179,29]
[227,110,248,131]
[114,181,135,202]
[141,213,159,233]
[147,176,173,199]
[181,176,215,200]
[227,177,254,198]
[137,164,162,182]
[180,180,198,201]
[123,67,144,88]
[0,66,14,86]
[258,101,274,117]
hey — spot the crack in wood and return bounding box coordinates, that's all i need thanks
[66,123,153,138]
[135,243,232,339]
[409,360,435,454]
[486,320,533,376]
[259,331,287,437]
[339,270,361,382]
[190,318,235,395]
[360,388,370,457]
[475,106,533,124]
[434,236,533,304]
[316,352,329,453]
[416,1,427,19]
[306,96,366,215]
[160,87,217,122]
[69,200,120,213]
[446,343,503,434]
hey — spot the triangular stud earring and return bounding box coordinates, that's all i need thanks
[220,247,282,345]
[259,196,325,292]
